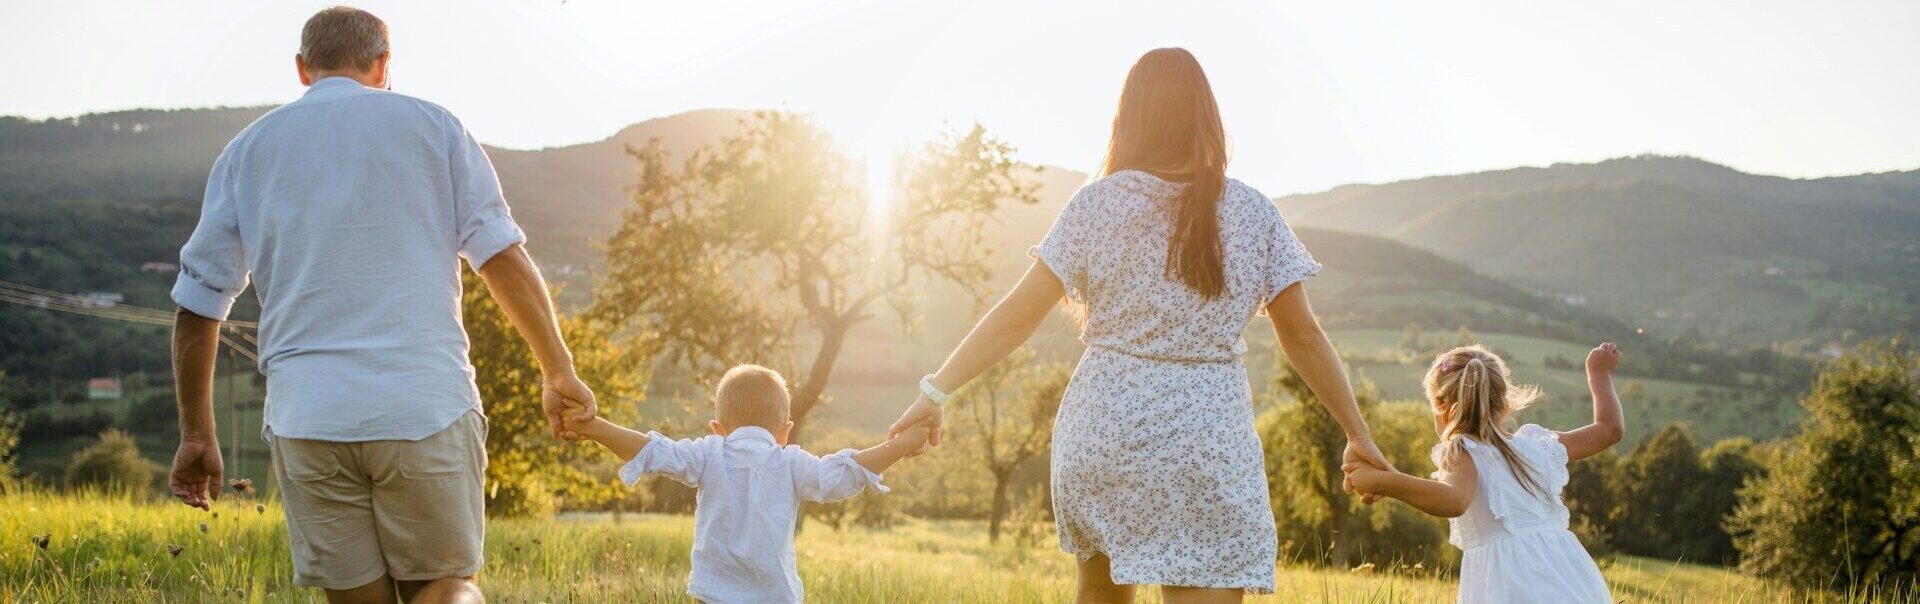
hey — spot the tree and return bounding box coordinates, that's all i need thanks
[1733,343,1920,589]
[1261,355,1447,568]
[950,349,1069,542]
[463,271,649,517]
[1698,437,1762,565]
[1561,449,1620,559]
[592,114,1037,438]
[1612,424,1708,559]
[64,429,159,492]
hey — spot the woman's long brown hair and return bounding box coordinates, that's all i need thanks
[1101,48,1229,298]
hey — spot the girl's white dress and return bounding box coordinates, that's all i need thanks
[1442,424,1613,604]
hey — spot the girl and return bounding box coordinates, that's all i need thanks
[1344,343,1625,604]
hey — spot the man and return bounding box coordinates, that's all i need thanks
[167,7,592,603]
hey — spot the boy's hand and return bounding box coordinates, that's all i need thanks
[1586,342,1621,375]
[892,421,934,457]
[559,413,600,439]
[1341,461,1395,496]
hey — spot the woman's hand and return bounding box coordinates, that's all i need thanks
[1342,437,1394,504]
[887,396,944,447]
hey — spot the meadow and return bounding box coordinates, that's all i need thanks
[3,489,1908,604]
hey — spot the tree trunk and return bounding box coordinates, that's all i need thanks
[989,469,1013,543]
[788,320,849,440]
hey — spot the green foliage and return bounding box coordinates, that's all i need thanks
[0,371,17,490]
[63,429,158,492]
[1733,343,1920,589]
[591,114,1036,438]
[1259,355,1450,569]
[462,270,649,517]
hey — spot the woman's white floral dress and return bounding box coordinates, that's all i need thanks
[1032,170,1320,593]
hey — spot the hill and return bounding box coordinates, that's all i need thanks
[1276,155,1920,346]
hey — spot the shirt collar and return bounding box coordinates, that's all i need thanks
[725,425,779,446]
[302,76,371,101]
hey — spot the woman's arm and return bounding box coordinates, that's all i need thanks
[1343,456,1479,518]
[1558,342,1625,461]
[1266,283,1393,481]
[887,260,1065,442]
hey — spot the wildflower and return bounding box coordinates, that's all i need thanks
[198,523,210,534]
[168,545,185,558]
[229,478,255,494]
[1350,562,1376,573]
[255,504,266,514]
[30,534,49,550]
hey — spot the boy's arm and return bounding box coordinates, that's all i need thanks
[852,424,931,475]
[1344,457,1479,519]
[1559,342,1625,461]
[571,417,652,462]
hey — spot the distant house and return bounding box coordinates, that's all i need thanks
[141,262,178,273]
[87,377,122,400]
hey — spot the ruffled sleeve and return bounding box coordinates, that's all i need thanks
[1514,424,1571,491]
[792,447,889,504]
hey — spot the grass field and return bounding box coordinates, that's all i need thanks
[3,490,1910,603]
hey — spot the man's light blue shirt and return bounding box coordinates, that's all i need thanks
[172,76,525,442]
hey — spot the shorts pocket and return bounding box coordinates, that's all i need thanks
[279,441,344,483]
[396,415,481,480]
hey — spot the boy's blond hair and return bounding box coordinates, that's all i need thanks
[715,365,791,430]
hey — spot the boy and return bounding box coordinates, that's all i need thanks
[564,365,931,603]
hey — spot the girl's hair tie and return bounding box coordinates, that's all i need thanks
[1437,359,1459,374]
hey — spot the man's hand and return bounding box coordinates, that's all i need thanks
[1342,437,1394,504]
[543,372,597,441]
[887,397,944,447]
[169,438,224,510]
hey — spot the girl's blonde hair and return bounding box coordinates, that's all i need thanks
[1424,345,1546,497]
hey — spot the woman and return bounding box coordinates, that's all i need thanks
[887,48,1392,602]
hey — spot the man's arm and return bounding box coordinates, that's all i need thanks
[475,243,595,438]
[169,308,224,509]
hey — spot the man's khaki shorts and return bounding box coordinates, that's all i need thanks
[270,411,487,590]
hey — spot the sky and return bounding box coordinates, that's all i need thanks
[4,0,1918,195]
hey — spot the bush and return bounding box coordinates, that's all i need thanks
[1732,343,1920,589]
[64,430,160,492]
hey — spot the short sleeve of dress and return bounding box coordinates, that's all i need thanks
[1030,186,1097,305]
[1262,205,1322,304]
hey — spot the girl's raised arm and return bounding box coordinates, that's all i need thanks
[1557,342,1625,461]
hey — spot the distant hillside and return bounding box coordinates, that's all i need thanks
[1277,156,1920,345]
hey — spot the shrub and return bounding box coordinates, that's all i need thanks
[64,429,160,492]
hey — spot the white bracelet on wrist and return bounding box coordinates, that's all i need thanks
[918,374,950,406]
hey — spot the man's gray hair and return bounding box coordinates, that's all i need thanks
[300,6,389,72]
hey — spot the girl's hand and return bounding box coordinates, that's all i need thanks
[1342,438,1394,504]
[1586,342,1620,375]
[1341,461,1395,496]
[887,396,944,447]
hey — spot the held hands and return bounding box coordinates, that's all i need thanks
[1586,342,1620,376]
[887,396,944,448]
[1341,460,1395,496]
[890,421,935,459]
[1341,437,1395,504]
[543,372,598,441]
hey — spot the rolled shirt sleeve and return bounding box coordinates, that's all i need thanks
[172,149,250,320]
[446,116,526,271]
[619,433,712,487]
[792,448,888,503]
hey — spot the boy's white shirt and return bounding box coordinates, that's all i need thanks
[620,425,886,604]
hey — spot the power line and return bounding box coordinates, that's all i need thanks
[0,278,259,360]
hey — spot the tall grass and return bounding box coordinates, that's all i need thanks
[0,489,1910,603]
